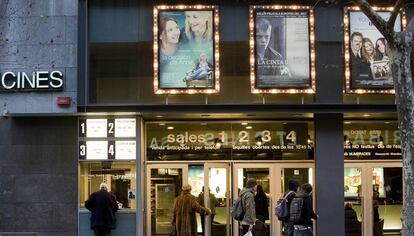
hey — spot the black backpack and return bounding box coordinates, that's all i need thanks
[231,192,247,221]
[289,197,304,223]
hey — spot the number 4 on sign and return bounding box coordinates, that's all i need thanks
[108,141,115,159]
[286,131,297,144]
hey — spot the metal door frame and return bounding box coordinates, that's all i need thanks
[145,164,188,236]
[204,163,231,236]
[232,162,314,236]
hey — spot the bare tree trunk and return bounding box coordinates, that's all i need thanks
[390,31,414,236]
[0,0,8,16]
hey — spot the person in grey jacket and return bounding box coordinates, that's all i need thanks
[240,178,257,235]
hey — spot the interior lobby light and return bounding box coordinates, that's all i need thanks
[167,126,174,130]
[214,138,223,148]
[344,135,351,145]
[307,136,313,145]
[241,122,248,126]
[246,126,253,129]
[255,136,263,146]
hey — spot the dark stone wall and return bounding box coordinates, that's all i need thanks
[0,116,78,235]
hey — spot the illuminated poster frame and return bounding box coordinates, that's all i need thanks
[153,5,220,94]
[344,7,406,94]
[249,5,316,94]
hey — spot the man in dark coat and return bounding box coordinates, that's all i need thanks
[85,183,118,236]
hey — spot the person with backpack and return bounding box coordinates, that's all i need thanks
[240,178,257,235]
[289,183,318,236]
[278,179,299,236]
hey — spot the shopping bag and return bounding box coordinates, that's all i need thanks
[243,230,253,236]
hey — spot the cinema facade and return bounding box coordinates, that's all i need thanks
[0,1,412,236]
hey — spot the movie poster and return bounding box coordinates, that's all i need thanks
[348,10,402,90]
[156,9,216,90]
[254,10,311,89]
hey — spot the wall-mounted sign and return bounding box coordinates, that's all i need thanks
[344,125,401,160]
[153,5,220,94]
[79,118,136,138]
[115,141,136,160]
[78,118,137,160]
[85,119,107,138]
[149,129,311,151]
[250,6,315,94]
[344,7,406,93]
[0,70,64,91]
[115,119,136,137]
[146,122,314,161]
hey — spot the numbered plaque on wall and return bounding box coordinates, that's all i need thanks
[78,118,137,160]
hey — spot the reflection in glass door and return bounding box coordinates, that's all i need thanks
[233,164,273,236]
[344,167,363,236]
[344,163,402,236]
[281,166,314,236]
[372,167,402,235]
[205,163,230,236]
[146,164,187,236]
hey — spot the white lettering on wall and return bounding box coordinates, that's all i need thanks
[0,70,64,90]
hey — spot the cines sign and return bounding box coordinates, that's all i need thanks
[0,70,64,91]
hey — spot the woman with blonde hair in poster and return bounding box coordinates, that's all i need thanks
[183,11,213,43]
[362,37,376,65]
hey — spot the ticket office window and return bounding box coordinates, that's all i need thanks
[79,161,137,209]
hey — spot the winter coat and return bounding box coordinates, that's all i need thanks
[345,207,361,236]
[254,194,269,222]
[85,189,118,230]
[294,190,317,227]
[240,187,256,225]
[172,191,209,236]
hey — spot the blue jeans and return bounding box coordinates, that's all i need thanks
[293,226,313,236]
[188,68,209,80]
[283,221,294,236]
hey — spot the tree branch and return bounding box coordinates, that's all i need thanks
[352,0,395,44]
[0,0,9,16]
[407,16,414,35]
[387,0,404,30]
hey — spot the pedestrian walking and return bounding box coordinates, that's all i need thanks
[281,179,299,236]
[240,178,257,236]
[171,184,211,236]
[290,183,318,236]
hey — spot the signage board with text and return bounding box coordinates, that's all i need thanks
[78,118,137,160]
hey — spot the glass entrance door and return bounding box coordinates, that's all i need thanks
[146,163,230,236]
[233,163,314,236]
[146,164,187,236]
[204,163,231,236]
[344,162,403,236]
